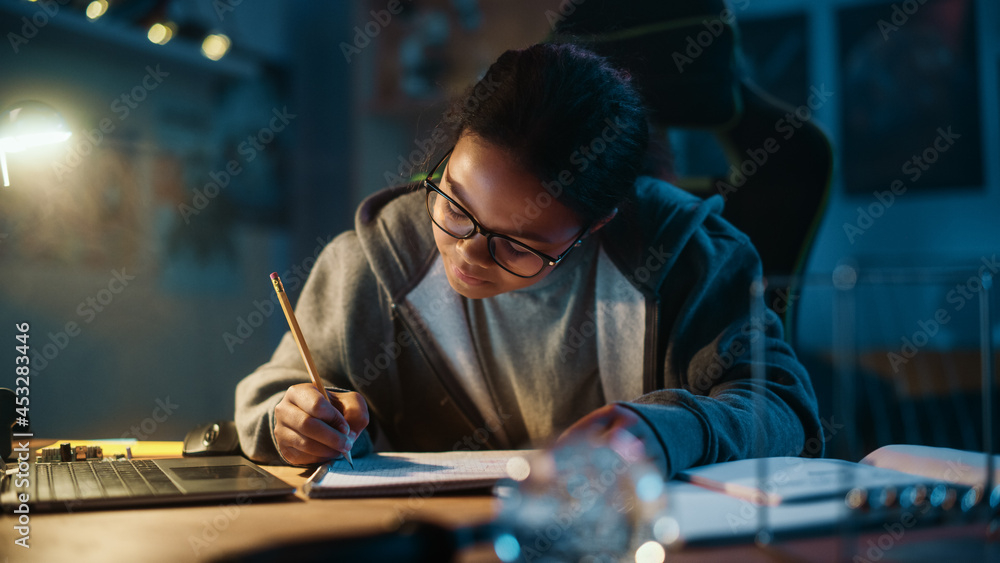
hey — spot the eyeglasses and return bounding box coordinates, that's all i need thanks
[423,149,590,278]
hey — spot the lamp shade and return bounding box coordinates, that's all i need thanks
[0,100,73,154]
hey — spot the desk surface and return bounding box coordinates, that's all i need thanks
[3,442,997,563]
[3,461,501,563]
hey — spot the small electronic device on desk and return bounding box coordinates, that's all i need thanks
[38,443,109,462]
[182,420,243,457]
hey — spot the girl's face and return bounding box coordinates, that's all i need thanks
[431,133,587,299]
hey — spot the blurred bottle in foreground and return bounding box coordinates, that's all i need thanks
[492,430,679,563]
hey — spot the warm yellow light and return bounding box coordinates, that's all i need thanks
[148,22,175,45]
[0,101,73,187]
[86,0,108,20]
[0,131,72,154]
[634,541,666,563]
[201,33,231,61]
[0,102,73,154]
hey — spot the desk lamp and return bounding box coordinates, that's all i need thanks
[0,100,73,187]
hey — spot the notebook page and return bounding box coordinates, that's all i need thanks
[861,444,1000,488]
[304,450,530,498]
[678,457,946,505]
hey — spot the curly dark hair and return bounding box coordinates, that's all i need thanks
[439,43,649,224]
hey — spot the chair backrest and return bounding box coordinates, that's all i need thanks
[551,0,833,285]
[714,80,833,279]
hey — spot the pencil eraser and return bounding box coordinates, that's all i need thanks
[270,272,279,280]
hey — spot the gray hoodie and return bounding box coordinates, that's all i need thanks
[234,177,822,477]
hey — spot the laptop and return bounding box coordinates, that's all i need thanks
[1,453,296,512]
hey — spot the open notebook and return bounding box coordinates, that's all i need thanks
[303,450,528,498]
[667,445,998,544]
[676,456,947,506]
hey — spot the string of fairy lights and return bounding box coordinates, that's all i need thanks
[45,0,233,61]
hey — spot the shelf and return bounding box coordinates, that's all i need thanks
[0,1,263,80]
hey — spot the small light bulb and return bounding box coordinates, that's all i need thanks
[634,540,666,563]
[86,0,108,20]
[148,23,175,45]
[201,33,231,61]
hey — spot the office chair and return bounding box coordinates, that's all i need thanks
[549,0,993,468]
[551,0,833,315]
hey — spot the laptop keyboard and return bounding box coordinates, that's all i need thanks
[34,459,181,502]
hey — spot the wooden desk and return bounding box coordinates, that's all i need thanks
[3,443,998,562]
[2,461,500,563]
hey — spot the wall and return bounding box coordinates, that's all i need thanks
[663,0,1000,353]
[0,0,313,439]
[789,0,999,354]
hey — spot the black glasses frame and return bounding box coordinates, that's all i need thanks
[423,149,590,278]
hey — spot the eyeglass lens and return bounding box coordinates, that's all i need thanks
[426,189,545,277]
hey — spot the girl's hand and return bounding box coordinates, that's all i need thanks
[273,383,369,466]
[558,403,668,474]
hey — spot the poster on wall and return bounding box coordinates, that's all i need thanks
[837,0,983,194]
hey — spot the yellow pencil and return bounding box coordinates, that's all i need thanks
[270,272,354,469]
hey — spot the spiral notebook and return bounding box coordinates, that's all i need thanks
[303,450,528,498]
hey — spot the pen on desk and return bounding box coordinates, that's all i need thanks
[270,272,354,470]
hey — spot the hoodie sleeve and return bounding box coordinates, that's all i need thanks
[234,231,386,465]
[621,195,823,478]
